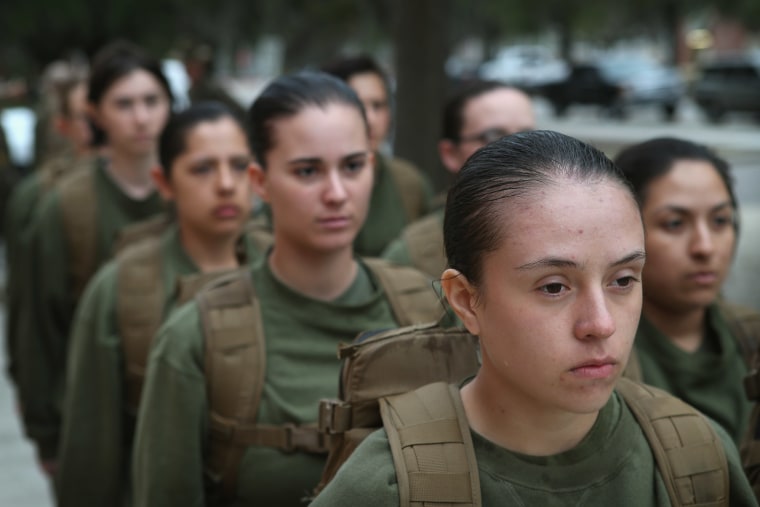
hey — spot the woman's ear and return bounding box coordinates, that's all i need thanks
[150,166,174,201]
[249,162,269,203]
[441,268,481,336]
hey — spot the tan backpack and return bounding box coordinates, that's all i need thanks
[195,258,446,499]
[316,322,731,507]
[377,377,729,507]
[386,156,429,222]
[400,212,446,278]
[117,230,257,417]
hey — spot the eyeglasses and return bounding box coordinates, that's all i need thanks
[456,127,512,146]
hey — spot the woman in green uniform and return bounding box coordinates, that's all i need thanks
[54,102,258,507]
[311,131,756,506]
[132,71,442,506]
[616,137,755,446]
[16,40,172,474]
[321,55,433,256]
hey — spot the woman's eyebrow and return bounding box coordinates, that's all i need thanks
[515,250,646,271]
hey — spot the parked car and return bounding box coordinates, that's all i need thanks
[536,59,683,120]
[693,57,760,123]
[478,45,569,92]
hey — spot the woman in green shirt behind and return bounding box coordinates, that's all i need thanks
[55,101,259,507]
[17,40,171,474]
[132,71,441,506]
[616,137,757,446]
[311,131,756,506]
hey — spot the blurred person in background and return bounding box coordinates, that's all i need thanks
[15,40,171,476]
[382,80,535,278]
[5,71,93,390]
[184,42,246,119]
[55,101,261,507]
[322,54,433,256]
[618,137,759,449]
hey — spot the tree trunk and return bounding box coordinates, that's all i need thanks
[392,0,450,192]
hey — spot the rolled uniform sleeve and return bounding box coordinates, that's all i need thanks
[132,302,208,507]
[55,262,125,506]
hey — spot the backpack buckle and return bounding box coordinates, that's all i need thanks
[745,369,760,401]
[319,399,352,434]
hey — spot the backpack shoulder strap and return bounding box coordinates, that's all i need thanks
[616,377,729,507]
[363,257,443,326]
[718,301,760,369]
[380,381,481,507]
[58,165,98,298]
[197,270,266,497]
[385,156,427,222]
[116,236,165,416]
[112,213,172,256]
[198,270,327,498]
[402,213,446,279]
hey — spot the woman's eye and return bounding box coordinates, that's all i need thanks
[231,159,250,172]
[713,215,733,228]
[343,158,367,174]
[295,166,318,178]
[191,164,213,175]
[662,219,683,231]
[539,283,566,296]
[611,276,638,289]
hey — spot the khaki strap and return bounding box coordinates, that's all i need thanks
[117,237,164,416]
[381,382,481,507]
[59,165,98,299]
[209,414,327,454]
[617,378,729,507]
[402,213,447,279]
[363,258,443,327]
[199,271,266,499]
[621,348,644,383]
[719,301,760,370]
[385,156,427,222]
[111,213,172,256]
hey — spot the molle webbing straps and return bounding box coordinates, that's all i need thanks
[117,237,164,416]
[616,378,729,507]
[719,301,760,370]
[112,213,172,256]
[197,271,267,499]
[59,166,98,299]
[362,258,443,327]
[402,213,447,279]
[315,324,480,494]
[197,270,328,499]
[380,382,481,507]
[386,157,426,222]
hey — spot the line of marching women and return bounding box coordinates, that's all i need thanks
[3,39,760,507]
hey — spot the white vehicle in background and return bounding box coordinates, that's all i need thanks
[162,58,191,111]
[0,106,36,168]
[478,45,569,92]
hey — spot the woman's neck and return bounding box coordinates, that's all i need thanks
[268,240,357,301]
[461,370,600,456]
[642,299,707,353]
[180,228,240,273]
[106,149,156,199]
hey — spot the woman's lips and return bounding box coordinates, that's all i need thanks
[688,271,718,285]
[570,359,617,379]
[318,216,351,230]
[213,205,241,219]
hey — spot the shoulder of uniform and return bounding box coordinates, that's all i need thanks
[386,156,425,181]
[402,212,442,240]
[718,300,760,323]
[56,160,94,193]
[363,256,428,279]
[195,268,255,309]
[115,234,164,265]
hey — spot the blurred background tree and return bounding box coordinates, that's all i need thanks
[0,0,757,188]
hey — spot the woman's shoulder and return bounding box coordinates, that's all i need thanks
[311,429,399,507]
[150,299,205,377]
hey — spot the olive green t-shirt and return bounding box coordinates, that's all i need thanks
[635,304,752,446]
[17,158,164,458]
[311,389,756,506]
[133,258,400,506]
